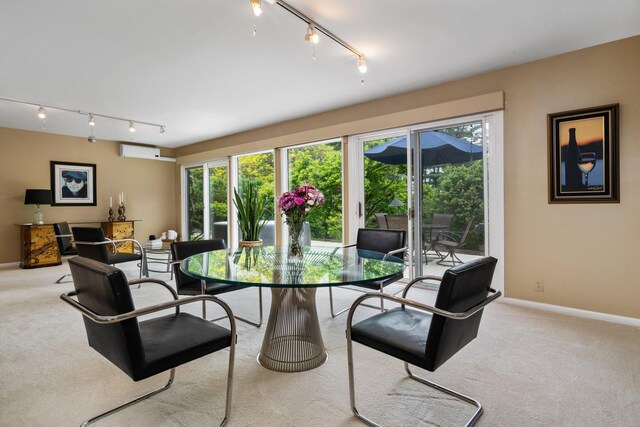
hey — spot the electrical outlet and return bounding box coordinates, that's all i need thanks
[535,280,545,292]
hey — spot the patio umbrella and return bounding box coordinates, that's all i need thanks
[364,131,482,166]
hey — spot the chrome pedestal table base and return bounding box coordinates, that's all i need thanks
[258,287,327,372]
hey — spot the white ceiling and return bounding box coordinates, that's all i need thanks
[0,0,638,148]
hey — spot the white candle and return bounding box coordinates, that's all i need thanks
[109,196,112,208]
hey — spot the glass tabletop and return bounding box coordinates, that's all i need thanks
[180,245,405,288]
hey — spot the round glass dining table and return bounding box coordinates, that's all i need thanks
[180,245,405,372]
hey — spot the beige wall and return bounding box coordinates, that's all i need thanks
[174,36,640,318]
[0,128,177,263]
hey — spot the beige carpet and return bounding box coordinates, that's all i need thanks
[1,259,639,426]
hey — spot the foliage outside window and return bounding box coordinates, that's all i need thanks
[288,142,342,242]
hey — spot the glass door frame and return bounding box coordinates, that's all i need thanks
[180,158,230,242]
[347,111,504,292]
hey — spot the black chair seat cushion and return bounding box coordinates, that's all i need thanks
[176,281,250,296]
[351,307,435,371]
[135,312,232,381]
[107,253,142,264]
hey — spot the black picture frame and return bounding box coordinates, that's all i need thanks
[50,161,97,206]
[548,104,619,203]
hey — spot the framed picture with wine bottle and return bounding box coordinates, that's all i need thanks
[547,104,619,203]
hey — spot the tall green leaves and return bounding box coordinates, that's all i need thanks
[233,180,269,242]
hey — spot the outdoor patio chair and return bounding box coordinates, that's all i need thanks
[374,213,388,229]
[60,256,236,427]
[423,213,454,262]
[346,256,500,426]
[171,239,263,327]
[329,228,406,317]
[435,215,476,266]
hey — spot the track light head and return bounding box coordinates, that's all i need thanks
[305,24,319,44]
[357,56,367,74]
[37,106,46,119]
[250,0,263,16]
[128,121,136,132]
[159,126,165,135]
[88,114,95,126]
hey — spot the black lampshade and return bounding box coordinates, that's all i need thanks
[24,189,52,205]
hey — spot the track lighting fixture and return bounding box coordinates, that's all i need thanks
[253,0,367,74]
[0,97,166,138]
[305,23,319,44]
[250,0,262,17]
[357,56,367,74]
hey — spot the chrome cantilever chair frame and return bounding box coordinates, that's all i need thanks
[346,275,501,427]
[61,278,236,427]
[72,238,148,278]
[329,245,407,317]
[170,259,263,328]
[53,231,75,283]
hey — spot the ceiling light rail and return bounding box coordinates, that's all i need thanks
[0,96,167,140]
[255,0,367,73]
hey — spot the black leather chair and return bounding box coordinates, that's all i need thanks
[171,239,263,327]
[346,256,500,426]
[329,228,407,317]
[61,256,236,426]
[53,221,78,283]
[72,227,147,278]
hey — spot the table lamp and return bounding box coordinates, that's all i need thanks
[24,189,52,225]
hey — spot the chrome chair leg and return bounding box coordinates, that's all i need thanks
[55,273,72,284]
[404,363,483,427]
[80,369,175,426]
[330,283,398,318]
[201,283,263,328]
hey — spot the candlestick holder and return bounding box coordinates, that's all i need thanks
[117,203,126,221]
[108,208,115,222]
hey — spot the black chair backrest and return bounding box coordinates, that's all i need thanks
[424,256,497,371]
[356,228,406,255]
[54,222,76,255]
[68,256,143,379]
[171,239,226,293]
[72,227,111,263]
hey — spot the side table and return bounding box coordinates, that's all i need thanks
[19,224,61,269]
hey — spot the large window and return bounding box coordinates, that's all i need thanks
[234,151,275,244]
[285,139,343,244]
[185,166,204,240]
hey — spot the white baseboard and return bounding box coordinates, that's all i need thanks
[501,297,640,327]
[0,262,20,268]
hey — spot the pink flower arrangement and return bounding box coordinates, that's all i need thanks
[277,182,325,226]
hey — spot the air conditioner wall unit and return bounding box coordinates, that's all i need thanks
[119,144,176,162]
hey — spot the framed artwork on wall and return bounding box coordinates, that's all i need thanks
[547,104,619,203]
[50,161,97,206]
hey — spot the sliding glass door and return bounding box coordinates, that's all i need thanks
[349,113,500,282]
[183,161,228,241]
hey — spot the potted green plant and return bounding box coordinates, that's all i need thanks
[233,180,269,247]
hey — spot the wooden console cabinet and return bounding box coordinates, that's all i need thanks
[101,221,136,254]
[19,224,61,269]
